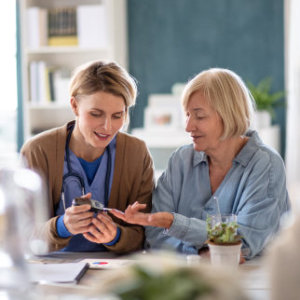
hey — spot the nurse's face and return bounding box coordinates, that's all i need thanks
[185,91,224,153]
[71,91,126,151]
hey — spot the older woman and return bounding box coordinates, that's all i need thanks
[111,68,290,259]
[21,61,154,253]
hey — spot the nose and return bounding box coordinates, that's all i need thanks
[185,115,195,133]
[103,116,111,131]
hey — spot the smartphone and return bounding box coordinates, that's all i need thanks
[72,197,112,213]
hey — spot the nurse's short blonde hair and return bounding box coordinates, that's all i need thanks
[182,68,255,139]
[69,60,137,119]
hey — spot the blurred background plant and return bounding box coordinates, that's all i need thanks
[95,252,248,300]
[247,77,285,117]
[115,265,212,300]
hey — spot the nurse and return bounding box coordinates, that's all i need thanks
[21,61,154,253]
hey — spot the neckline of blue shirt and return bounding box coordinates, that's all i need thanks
[78,155,103,185]
[192,130,261,168]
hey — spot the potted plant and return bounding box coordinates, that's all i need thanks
[206,214,242,267]
[247,77,285,129]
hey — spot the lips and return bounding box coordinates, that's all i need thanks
[191,135,204,142]
[94,131,110,140]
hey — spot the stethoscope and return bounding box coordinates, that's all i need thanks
[61,123,112,211]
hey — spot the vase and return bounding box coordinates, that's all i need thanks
[252,110,272,129]
[208,241,242,267]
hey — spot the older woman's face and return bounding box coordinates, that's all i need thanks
[185,91,223,152]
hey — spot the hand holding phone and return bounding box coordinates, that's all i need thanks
[72,197,112,213]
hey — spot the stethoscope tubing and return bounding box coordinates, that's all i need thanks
[61,123,112,210]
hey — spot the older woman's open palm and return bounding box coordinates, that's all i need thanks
[111,202,174,229]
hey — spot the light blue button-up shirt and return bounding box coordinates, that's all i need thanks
[145,130,290,259]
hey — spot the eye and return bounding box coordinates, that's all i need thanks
[112,112,124,119]
[195,114,206,120]
[90,111,102,117]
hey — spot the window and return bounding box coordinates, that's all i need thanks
[0,1,17,154]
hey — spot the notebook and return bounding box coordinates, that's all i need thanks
[28,262,89,284]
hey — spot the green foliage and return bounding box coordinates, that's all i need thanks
[247,77,285,116]
[206,217,241,245]
[114,265,213,300]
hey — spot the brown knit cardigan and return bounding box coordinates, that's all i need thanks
[21,121,155,254]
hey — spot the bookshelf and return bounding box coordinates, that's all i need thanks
[19,0,127,140]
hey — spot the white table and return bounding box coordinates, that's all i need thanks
[29,252,271,300]
[239,258,270,300]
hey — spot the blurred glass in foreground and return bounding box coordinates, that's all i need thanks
[0,153,48,299]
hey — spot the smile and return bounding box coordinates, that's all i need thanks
[94,132,110,139]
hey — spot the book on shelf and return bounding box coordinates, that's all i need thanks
[26,7,48,48]
[52,68,70,104]
[29,60,50,104]
[26,4,107,48]
[77,4,108,48]
[29,61,70,105]
[48,7,78,46]
[29,61,39,103]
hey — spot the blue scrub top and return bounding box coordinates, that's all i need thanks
[56,136,116,252]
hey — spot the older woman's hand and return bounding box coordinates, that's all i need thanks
[111,201,174,229]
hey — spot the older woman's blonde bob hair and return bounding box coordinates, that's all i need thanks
[182,68,255,140]
[69,60,137,120]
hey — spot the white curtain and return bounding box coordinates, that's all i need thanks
[285,0,300,210]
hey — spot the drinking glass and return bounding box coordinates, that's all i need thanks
[0,155,49,298]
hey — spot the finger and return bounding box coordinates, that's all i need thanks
[81,192,92,199]
[132,201,139,207]
[131,203,147,213]
[69,204,92,213]
[92,217,109,233]
[110,209,126,221]
[97,211,113,221]
[65,222,91,235]
[66,210,94,223]
[124,204,132,213]
[87,224,113,243]
[67,215,93,232]
[83,231,100,243]
[239,254,246,264]
[74,225,91,234]
[75,217,93,228]
[97,213,116,232]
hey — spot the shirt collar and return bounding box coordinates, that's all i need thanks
[193,149,208,167]
[192,130,261,168]
[233,130,261,167]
